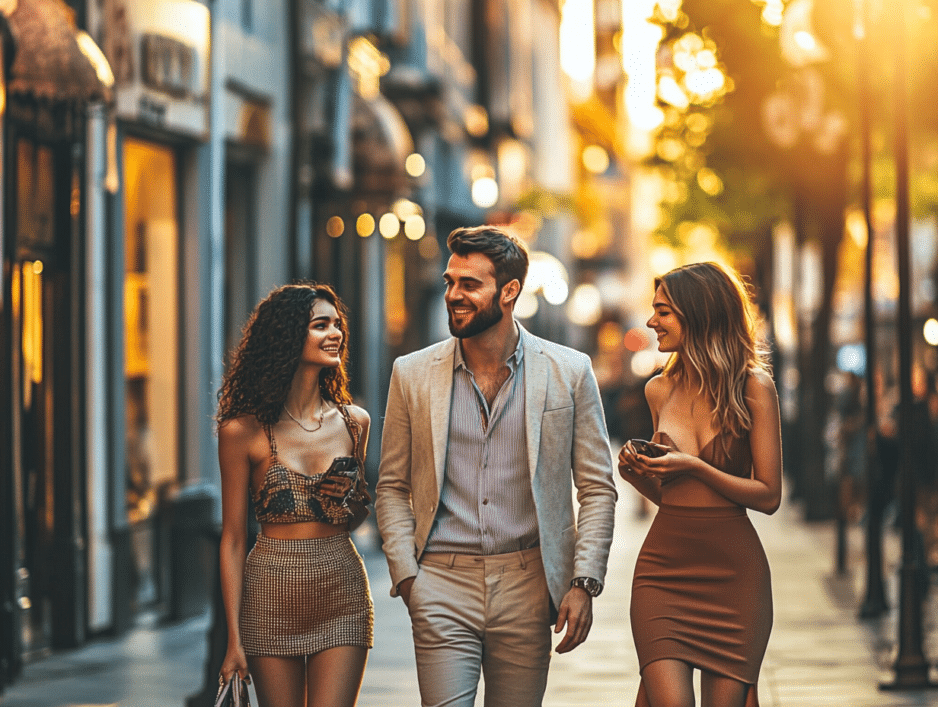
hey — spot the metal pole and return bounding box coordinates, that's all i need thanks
[880,0,936,688]
[855,0,888,619]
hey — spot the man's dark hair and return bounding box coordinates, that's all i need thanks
[447,226,529,291]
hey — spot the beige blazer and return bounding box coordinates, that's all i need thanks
[375,324,617,609]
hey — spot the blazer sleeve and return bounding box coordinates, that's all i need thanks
[570,358,618,582]
[375,358,420,596]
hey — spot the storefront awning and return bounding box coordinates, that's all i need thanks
[2,0,114,103]
[357,93,414,168]
[351,93,414,195]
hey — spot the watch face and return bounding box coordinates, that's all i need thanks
[573,577,602,597]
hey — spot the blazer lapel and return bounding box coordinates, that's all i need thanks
[522,328,547,482]
[428,339,456,493]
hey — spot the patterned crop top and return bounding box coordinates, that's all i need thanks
[252,405,371,525]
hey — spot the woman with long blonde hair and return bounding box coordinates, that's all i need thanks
[619,262,782,707]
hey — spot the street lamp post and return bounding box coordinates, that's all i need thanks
[854,0,888,620]
[879,0,936,690]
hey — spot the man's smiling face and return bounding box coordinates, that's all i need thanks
[443,252,505,339]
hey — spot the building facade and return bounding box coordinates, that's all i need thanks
[0,0,580,693]
[0,0,114,687]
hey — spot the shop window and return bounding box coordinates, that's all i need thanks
[122,138,180,608]
[224,161,257,363]
[13,137,57,654]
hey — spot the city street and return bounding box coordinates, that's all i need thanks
[3,477,937,707]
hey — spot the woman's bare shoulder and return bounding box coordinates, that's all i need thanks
[746,369,779,406]
[746,368,777,392]
[644,373,672,402]
[218,414,264,444]
[345,404,371,429]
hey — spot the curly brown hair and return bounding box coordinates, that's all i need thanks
[216,282,353,428]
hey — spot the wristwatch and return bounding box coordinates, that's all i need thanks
[570,576,603,597]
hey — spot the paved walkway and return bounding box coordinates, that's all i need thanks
[3,477,938,707]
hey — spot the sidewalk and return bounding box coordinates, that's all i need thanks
[547,483,938,707]
[3,479,938,706]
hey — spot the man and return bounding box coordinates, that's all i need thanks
[376,226,617,707]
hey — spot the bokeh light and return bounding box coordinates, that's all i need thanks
[598,322,623,352]
[404,215,426,241]
[379,213,400,239]
[356,213,375,237]
[543,279,569,306]
[836,344,866,374]
[560,0,596,83]
[566,283,602,326]
[925,318,938,346]
[465,105,489,137]
[392,198,421,220]
[696,168,724,196]
[515,291,539,319]
[405,153,426,177]
[582,144,610,174]
[571,229,601,259]
[326,216,344,238]
[631,349,660,378]
[650,245,678,275]
[471,177,499,208]
[624,327,651,352]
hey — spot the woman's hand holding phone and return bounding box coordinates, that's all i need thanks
[629,439,670,458]
[618,438,670,482]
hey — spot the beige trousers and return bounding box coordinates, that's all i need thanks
[408,547,553,707]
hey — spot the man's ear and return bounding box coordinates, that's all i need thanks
[501,279,521,305]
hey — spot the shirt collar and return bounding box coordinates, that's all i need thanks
[453,322,524,371]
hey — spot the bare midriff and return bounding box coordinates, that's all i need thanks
[659,475,740,508]
[260,520,349,540]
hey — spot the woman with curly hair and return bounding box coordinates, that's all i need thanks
[619,262,782,707]
[217,283,373,707]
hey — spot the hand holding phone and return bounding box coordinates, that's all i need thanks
[316,456,358,500]
[629,439,670,458]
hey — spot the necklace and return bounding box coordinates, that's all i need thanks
[284,399,325,432]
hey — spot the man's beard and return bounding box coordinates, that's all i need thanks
[448,292,504,338]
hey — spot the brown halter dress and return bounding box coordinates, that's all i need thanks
[630,431,771,707]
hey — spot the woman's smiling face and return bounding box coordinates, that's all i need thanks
[647,284,684,353]
[302,299,344,368]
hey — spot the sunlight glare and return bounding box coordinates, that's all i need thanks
[560,0,596,83]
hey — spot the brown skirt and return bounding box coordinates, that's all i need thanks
[240,532,374,656]
[631,504,772,687]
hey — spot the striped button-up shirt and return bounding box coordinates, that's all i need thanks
[424,333,539,555]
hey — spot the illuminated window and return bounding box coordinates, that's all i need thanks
[122,138,180,539]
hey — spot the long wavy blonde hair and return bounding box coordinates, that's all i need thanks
[656,262,771,439]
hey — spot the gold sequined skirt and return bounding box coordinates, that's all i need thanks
[240,532,374,656]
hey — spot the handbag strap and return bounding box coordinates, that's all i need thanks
[338,404,365,472]
[215,673,250,707]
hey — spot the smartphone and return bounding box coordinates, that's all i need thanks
[629,438,669,458]
[316,456,358,500]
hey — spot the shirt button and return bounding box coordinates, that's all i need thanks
[482,498,489,505]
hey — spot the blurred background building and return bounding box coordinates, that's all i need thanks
[2,0,937,694]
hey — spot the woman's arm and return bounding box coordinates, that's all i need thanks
[617,445,663,505]
[217,417,253,681]
[349,405,371,462]
[634,371,783,514]
[617,376,666,505]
